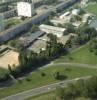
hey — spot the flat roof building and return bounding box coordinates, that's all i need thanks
[17,1,35,17]
[59,11,70,19]
[50,19,65,25]
[39,24,66,38]
[50,18,70,25]
[19,31,45,48]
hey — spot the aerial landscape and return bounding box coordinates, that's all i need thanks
[0,0,97,100]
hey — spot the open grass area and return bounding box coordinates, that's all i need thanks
[85,3,97,18]
[55,44,97,65]
[0,65,97,99]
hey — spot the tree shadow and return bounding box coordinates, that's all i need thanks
[0,79,14,88]
[56,75,67,80]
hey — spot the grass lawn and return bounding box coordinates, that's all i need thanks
[0,65,97,98]
[55,44,97,65]
[85,3,97,18]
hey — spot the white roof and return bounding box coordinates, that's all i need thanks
[59,11,70,19]
[72,9,80,15]
[39,24,66,32]
[50,19,65,24]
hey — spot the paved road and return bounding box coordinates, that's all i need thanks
[1,76,91,100]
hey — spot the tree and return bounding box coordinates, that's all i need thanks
[75,25,97,45]
[55,76,97,99]
[18,51,28,67]
[64,23,76,33]
[30,24,38,33]
[65,35,75,48]
[63,83,78,100]
[89,39,97,55]
[8,64,13,74]
[75,79,88,97]
[85,76,97,98]
[56,86,65,99]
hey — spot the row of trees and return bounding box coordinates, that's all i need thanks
[56,76,97,100]
[42,0,58,5]
[89,38,97,55]
[76,26,97,45]
[65,25,97,48]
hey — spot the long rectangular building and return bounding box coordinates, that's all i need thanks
[39,24,66,38]
[19,31,45,48]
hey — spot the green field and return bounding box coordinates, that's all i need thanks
[0,65,97,99]
[55,44,97,65]
[85,3,97,18]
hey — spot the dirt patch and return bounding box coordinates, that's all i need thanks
[0,50,19,69]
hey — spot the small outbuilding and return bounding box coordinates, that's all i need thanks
[72,9,80,15]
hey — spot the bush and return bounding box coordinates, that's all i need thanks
[55,72,67,80]
[41,72,46,77]
[0,74,10,82]
[26,78,31,82]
